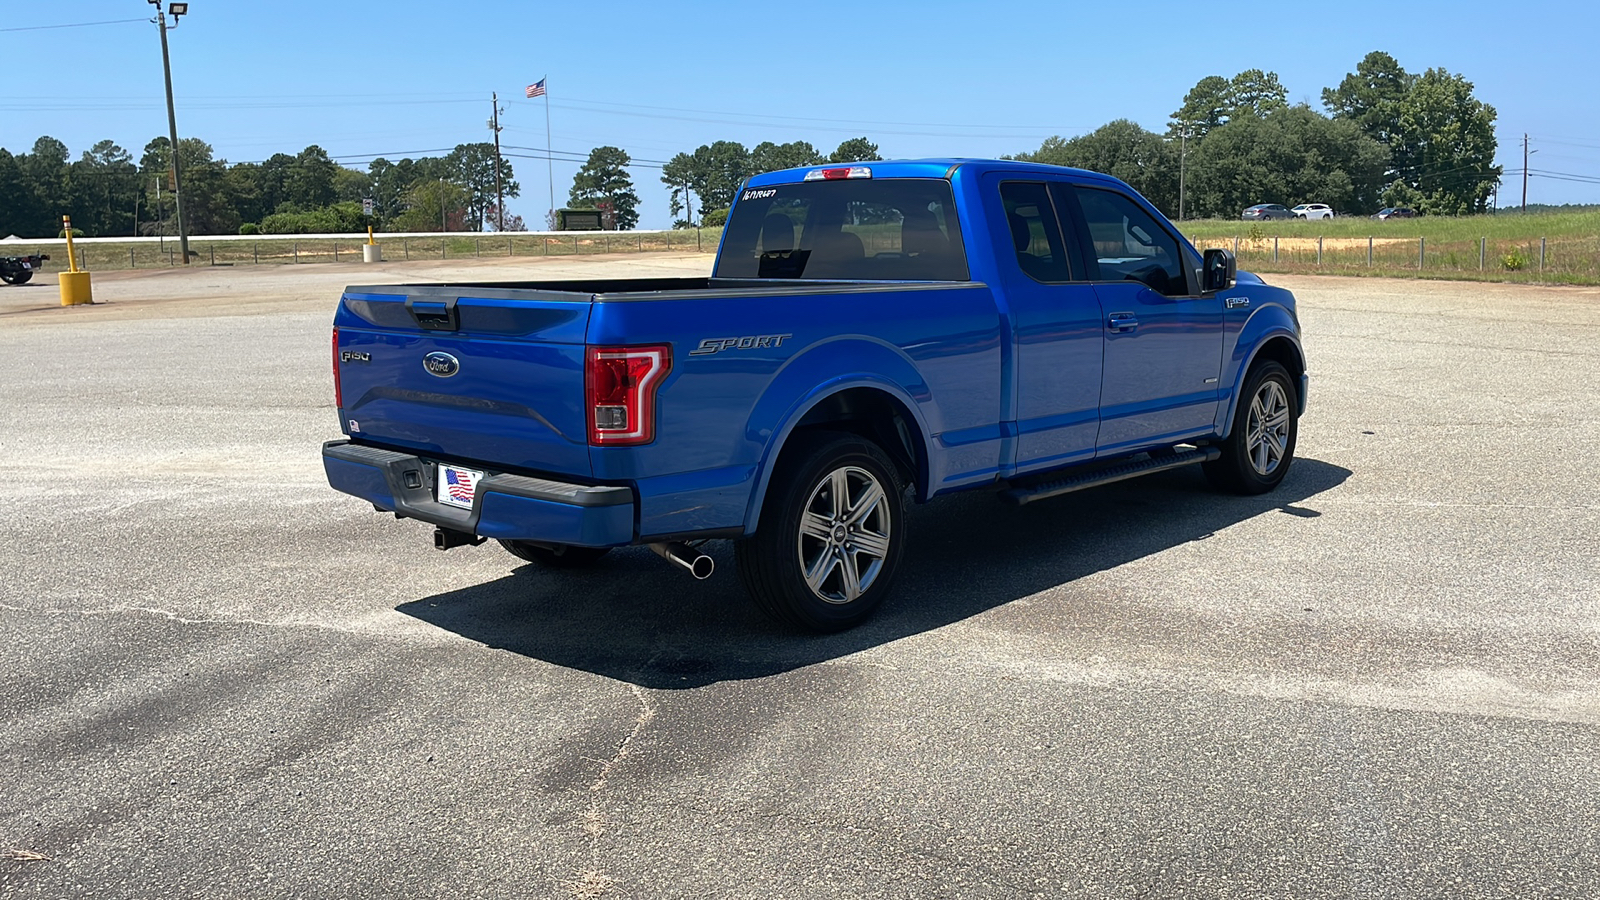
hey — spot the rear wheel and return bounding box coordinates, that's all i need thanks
[736,432,905,632]
[498,540,611,568]
[0,269,30,285]
[1205,360,1298,494]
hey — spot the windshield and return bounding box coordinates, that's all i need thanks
[714,178,968,281]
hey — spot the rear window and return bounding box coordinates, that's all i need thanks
[714,178,968,281]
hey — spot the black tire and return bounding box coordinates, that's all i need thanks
[497,540,611,568]
[735,431,906,632]
[1205,360,1298,494]
[0,269,28,285]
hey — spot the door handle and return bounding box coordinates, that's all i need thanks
[1108,312,1139,332]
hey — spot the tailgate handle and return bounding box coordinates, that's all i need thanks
[405,295,461,331]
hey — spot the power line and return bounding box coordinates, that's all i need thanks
[0,17,147,33]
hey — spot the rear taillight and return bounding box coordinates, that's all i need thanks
[332,327,342,409]
[586,344,671,446]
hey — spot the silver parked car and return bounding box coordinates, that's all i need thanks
[1241,203,1295,221]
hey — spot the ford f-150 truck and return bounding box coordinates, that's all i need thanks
[324,159,1306,631]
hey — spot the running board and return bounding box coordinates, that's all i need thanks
[999,447,1220,506]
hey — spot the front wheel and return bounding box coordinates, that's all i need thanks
[1205,360,1298,494]
[0,269,29,285]
[498,540,611,568]
[735,432,905,632]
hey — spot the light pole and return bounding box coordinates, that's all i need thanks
[149,1,190,264]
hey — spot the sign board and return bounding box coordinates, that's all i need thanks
[362,198,374,216]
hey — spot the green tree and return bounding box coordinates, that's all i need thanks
[20,136,71,236]
[569,146,640,230]
[1228,69,1289,118]
[287,145,338,209]
[392,179,469,232]
[1384,68,1500,214]
[660,152,697,226]
[138,136,240,235]
[1169,75,1233,139]
[692,140,750,211]
[828,137,882,163]
[1185,105,1389,217]
[333,165,371,204]
[70,140,140,236]
[750,140,824,174]
[446,142,518,231]
[1323,51,1415,145]
[1012,120,1179,216]
[0,149,37,237]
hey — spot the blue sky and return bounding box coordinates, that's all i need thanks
[4,0,1596,229]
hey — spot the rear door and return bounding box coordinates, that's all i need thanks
[981,175,1103,475]
[333,286,594,476]
[1058,184,1224,456]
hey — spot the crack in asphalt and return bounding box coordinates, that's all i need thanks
[573,683,656,896]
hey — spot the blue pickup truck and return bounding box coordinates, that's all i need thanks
[324,159,1306,631]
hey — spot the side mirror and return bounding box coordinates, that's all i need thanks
[1202,248,1236,293]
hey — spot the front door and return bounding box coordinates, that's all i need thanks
[1064,185,1224,455]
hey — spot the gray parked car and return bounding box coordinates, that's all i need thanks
[1241,204,1295,221]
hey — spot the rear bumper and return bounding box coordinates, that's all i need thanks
[322,440,635,547]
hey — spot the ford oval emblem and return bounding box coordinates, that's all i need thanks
[422,351,460,378]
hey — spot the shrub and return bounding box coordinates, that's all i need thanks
[1246,223,1266,245]
[238,222,260,235]
[1502,247,1528,271]
[58,227,84,238]
[701,207,730,228]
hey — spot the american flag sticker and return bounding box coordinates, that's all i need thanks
[436,464,483,509]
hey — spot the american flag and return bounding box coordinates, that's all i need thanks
[444,468,476,503]
[525,78,546,99]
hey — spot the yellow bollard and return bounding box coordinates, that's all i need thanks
[362,225,382,263]
[58,214,94,306]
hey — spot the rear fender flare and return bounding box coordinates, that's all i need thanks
[741,339,937,535]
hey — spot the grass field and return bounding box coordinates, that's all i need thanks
[2,229,725,274]
[7,210,1598,286]
[1176,209,1600,285]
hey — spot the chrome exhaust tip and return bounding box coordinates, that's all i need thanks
[648,542,714,580]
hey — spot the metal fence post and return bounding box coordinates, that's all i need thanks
[508,237,513,256]
[475,239,481,257]
[543,235,548,256]
[1540,237,1546,273]
[1273,236,1278,262]
[254,242,259,264]
[403,238,409,260]
[442,239,446,259]
[698,229,703,252]
[334,242,339,262]
[1367,236,1373,267]
[1317,236,1323,266]
[1480,237,1485,270]
[210,245,215,266]
[572,234,578,254]
[130,248,136,269]
[605,233,611,254]
[1419,237,1425,269]
[294,242,298,263]
[1233,236,1239,255]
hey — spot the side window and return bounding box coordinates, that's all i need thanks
[1075,188,1188,296]
[998,181,1071,283]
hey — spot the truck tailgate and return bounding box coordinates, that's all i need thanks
[333,286,594,477]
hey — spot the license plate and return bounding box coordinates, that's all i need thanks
[20,262,30,270]
[435,463,484,509]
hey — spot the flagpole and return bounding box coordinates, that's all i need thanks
[543,76,554,222]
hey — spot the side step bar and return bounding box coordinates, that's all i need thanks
[999,446,1220,506]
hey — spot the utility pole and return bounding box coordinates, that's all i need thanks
[489,92,505,231]
[1521,133,1529,212]
[1178,123,1191,221]
[150,1,190,263]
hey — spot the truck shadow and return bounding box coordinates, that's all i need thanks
[397,458,1351,689]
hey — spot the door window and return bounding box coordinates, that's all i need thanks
[1076,188,1188,296]
[998,182,1071,283]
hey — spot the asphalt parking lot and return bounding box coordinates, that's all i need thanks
[2,256,1597,898]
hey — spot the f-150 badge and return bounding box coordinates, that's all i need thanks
[1225,297,1251,309]
[690,334,793,355]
